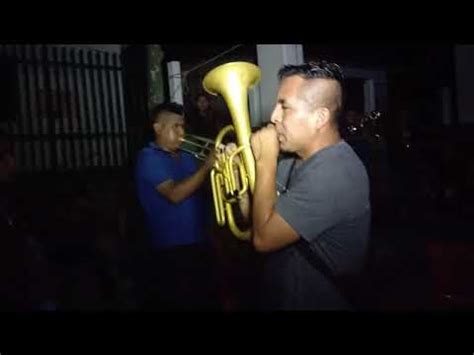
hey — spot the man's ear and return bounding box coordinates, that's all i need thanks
[152,121,162,135]
[314,107,330,128]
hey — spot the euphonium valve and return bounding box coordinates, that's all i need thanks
[203,62,261,240]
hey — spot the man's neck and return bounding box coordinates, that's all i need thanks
[298,130,341,161]
[154,139,179,157]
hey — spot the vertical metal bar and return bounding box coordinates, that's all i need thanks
[79,49,93,168]
[31,45,46,170]
[13,45,27,171]
[104,52,117,167]
[52,46,66,170]
[20,45,36,172]
[95,51,110,167]
[74,49,88,169]
[63,47,79,170]
[113,54,127,166]
[87,51,100,167]
[42,45,56,171]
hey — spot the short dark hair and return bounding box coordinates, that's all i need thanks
[278,60,344,84]
[195,92,210,102]
[279,61,345,123]
[150,102,184,125]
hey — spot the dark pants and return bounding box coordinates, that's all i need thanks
[138,244,221,311]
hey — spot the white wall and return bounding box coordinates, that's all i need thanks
[342,66,388,114]
[252,45,304,127]
[455,45,474,123]
[253,47,387,127]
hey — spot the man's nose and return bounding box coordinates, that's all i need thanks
[270,107,280,124]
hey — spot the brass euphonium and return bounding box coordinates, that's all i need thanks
[203,62,261,240]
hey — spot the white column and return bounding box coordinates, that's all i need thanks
[282,44,304,66]
[251,44,304,127]
[440,86,452,126]
[455,45,474,123]
[363,79,376,113]
[343,66,387,114]
[148,45,165,109]
[248,84,261,128]
[167,61,183,105]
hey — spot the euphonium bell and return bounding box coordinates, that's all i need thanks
[203,62,261,240]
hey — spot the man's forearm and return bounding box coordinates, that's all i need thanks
[252,160,278,234]
[170,164,210,203]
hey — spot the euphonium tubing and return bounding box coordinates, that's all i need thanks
[203,62,261,240]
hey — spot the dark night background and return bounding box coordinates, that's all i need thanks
[1,42,473,315]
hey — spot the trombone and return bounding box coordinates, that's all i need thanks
[179,134,217,161]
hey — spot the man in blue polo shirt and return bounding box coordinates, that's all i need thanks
[135,102,218,310]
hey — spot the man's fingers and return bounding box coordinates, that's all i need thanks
[225,143,238,155]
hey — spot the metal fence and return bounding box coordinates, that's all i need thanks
[0,44,128,172]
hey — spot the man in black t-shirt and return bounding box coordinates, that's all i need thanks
[244,61,371,310]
